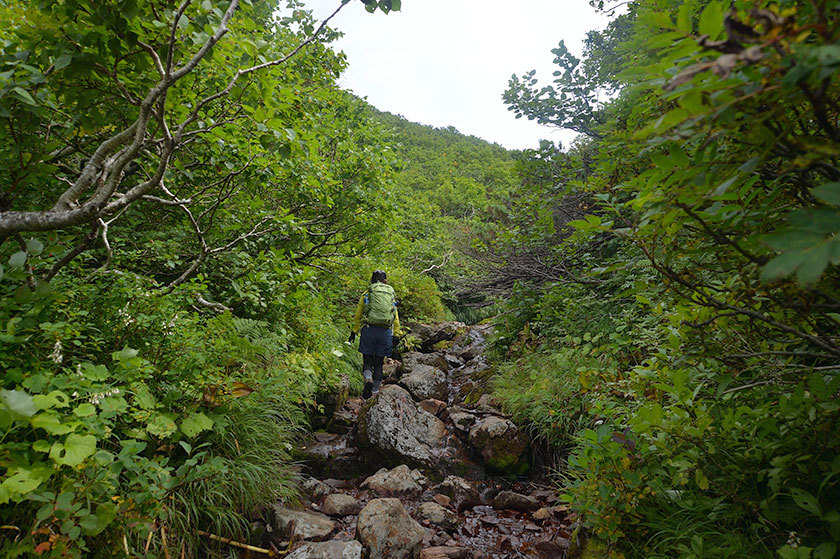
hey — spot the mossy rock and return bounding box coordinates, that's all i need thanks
[432,339,454,351]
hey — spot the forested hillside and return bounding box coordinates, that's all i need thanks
[1,0,838,558]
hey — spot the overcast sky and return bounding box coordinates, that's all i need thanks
[289,0,614,151]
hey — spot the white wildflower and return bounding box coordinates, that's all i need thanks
[48,340,63,364]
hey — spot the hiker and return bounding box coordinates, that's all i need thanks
[348,270,400,399]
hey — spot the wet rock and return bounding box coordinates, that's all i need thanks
[432,476,481,512]
[328,397,363,434]
[457,356,490,379]
[356,385,448,470]
[356,498,424,559]
[361,464,427,494]
[402,352,450,373]
[295,441,364,480]
[301,477,331,502]
[419,398,448,418]
[287,540,363,559]
[416,502,458,532]
[322,493,362,516]
[444,354,464,369]
[420,547,472,559]
[270,506,335,541]
[468,416,529,474]
[493,491,540,512]
[448,410,476,434]
[400,365,448,402]
[409,322,467,351]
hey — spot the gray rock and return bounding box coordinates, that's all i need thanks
[448,411,476,433]
[322,493,362,516]
[408,322,467,351]
[357,498,425,559]
[401,352,450,373]
[416,502,458,532]
[431,476,481,512]
[361,464,427,494]
[400,365,448,401]
[286,540,363,559]
[302,477,331,502]
[444,354,465,369]
[357,385,448,470]
[270,506,335,541]
[474,394,503,415]
[468,416,529,474]
[492,491,540,511]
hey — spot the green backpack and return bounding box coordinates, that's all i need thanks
[364,282,396,328]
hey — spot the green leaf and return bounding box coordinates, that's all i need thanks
[54,54,72,70]
[32,440,51,452]
[698,1,724,39]
[31,412,75,435]
[26,238,44,255]
[791,487,822,516]
[8,251,27,268]
[813,182,840,206]
[73,403,96,417]
[1,389,38,419]
[796,241,833,285]
[814,543,837,559]
[181,412,214,437]
[50,434,97,467]
[695,468,710,490]
[11,86,37,105]
[146,413,177,438]
[760,251,806,283]
[79,502,116,536]
[33,390,70,410]
[677,1,693,33]
[0,463,53,501]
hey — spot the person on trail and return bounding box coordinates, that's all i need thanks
[348,270,400,399]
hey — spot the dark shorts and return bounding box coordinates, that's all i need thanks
[358,325,393,357]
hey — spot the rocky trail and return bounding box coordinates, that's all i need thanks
[250,323,582,559]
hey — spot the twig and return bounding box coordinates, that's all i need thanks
[196,530,283,556]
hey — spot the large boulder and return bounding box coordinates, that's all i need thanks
[468,416,529,474]
[431,476,481,512]
[400,364,448,402]
[356,498,425,559]
[357,385,448,470]
[408,322,467,351]
[270,507,335,541]
[361,464,427,495]
[287,541,363,559]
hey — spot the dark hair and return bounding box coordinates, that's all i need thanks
[370,270,387,283]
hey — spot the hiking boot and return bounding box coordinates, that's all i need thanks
[362,378,373,399]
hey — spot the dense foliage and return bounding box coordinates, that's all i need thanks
[0,0,444,556]
[487,0,840,558]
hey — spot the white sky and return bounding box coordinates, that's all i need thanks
[291,0,614,150]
